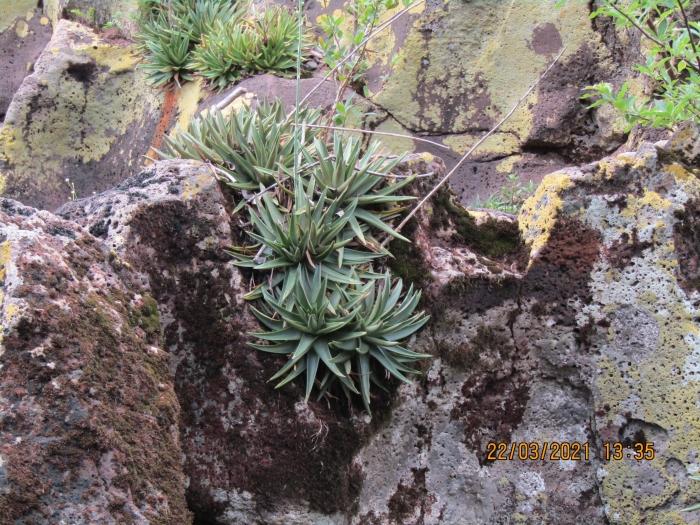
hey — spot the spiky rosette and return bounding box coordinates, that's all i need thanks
[229,176,409,279]
[250,267,429,413]
[158,99,322,189]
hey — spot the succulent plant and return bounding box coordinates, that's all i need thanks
[230,166,410,275]
[181,0,244,44]
[138,27,194,87]
[136,0,311,91]
[250,6,311,74]
[250,268,429,413]
[158,99,322,190]
[189,22,258,91]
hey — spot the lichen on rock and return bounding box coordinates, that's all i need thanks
[0,19,165,211]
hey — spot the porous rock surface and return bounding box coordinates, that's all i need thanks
[2,132,700,524]
[59,157,446,525]
[0,197,190,522]
[350,134,700,525]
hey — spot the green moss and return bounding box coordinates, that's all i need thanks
[387,216,435,290]
[431,187,524,259]
[128,295,161,343]
[435,324,511,370]
[472,323,511,359]
[436,340,479,370]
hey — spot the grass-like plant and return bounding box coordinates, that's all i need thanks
[470,173,536,214]
[250,7,311,74]
[180,0,242,43]
[147,0,431,413]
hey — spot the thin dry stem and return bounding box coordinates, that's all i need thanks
[293,123,450,149]
[216,87,247,110]
[380,44,569,248]
[291,0,425,117]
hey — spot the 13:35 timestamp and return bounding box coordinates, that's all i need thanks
[603,442,655,461]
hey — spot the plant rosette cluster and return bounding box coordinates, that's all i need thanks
[135,0,312,89]
[158,100,430,414]
[158,99,323,191]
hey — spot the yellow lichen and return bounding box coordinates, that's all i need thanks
[77,43,140,73]
[443,132,520,158]
[0,21,164,193]
[664,163,692,182]
[0,241,10,283]
[621,189,673,218]
[0,0,36,33]
[372,0,603,142]
[496,155,523,175]
[15,19,28,37]
[518,172,572,258]
[176,78,206,129]
[182,172,210,200]
[373,117,416,154]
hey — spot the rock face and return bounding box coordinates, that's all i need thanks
[0,1,654,213]
[0,19,166,211]
[0,199,190,522]
[2,133,700,524]
[59,158,444,525]
[0,5,53,120]
[43,0,141,37]
[302,0,642,203]
[1,3,700,522]
[350,137,700,525]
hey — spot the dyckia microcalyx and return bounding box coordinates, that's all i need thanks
[249,267,429,413]
[158,100,321,190]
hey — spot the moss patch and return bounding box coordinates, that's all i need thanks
[387,216,434,291]
[431,186,525,261]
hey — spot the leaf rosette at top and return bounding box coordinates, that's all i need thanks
[188,23,261,91]
[177,0,243,44]
[136,25,194,87]
[229,136,416,278]
[136,0,240,87]
[250,6,313,74]
[250,266,429,413]
[157,99,322,190]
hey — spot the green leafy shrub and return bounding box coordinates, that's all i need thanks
[558,0,700,130]
[135,0,311,89]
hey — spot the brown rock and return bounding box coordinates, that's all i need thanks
[0,198,191,524]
